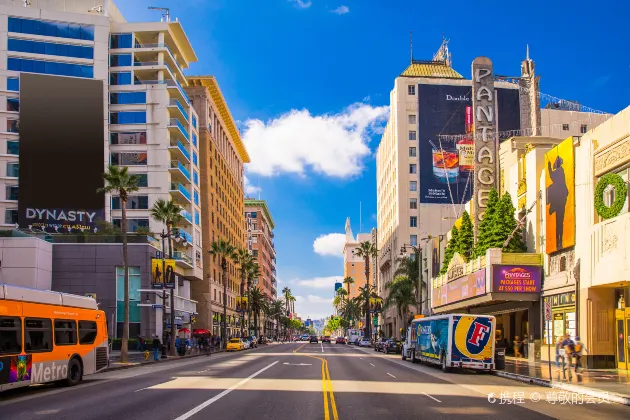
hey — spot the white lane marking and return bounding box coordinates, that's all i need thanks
[197,368,211,373]
[174,361,279,420]
[283,363,312,366]
[360,357,363,360]
[134,387,147,392]
[423,392,441,403]
[321,342,324,353]
[387,373,396,378]
[369,363,375,367]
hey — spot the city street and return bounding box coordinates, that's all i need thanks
[1,342,628,420]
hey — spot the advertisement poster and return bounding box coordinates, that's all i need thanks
[151,259,176,289]
[236,296,249,313]
[432,269,486,307]
[0,355,32,385]
[417,318,449,360]
[451,315,494,362]
[545,136,575,254]
[492,265,542,293]
[417,84,473,204]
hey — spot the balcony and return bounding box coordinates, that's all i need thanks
[180,209,193,225]
[169,182,191,203]
[168,99,189,124]
[168,140,191,162]
[166,79,190,105]
[172,250,193,268]
[174,228,193,245]
[7,141,19,155]
[169,160,191,183]
[168,118,190,143]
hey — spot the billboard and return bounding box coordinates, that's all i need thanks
[18,74,105,232]
[432,268,486,307]
[334,282,342,292]
[492,265,542,293]
[451,315,494,362]
[417,317,449,360]
[151,259,176,289]
[545,137,575,254]
[418,84,473,204]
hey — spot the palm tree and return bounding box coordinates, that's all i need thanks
[340,298,361,328]
[209,238,236,346]
[281,287,292,339]
[233,248,254,337]
[342,276,354,300]
[149,198,184,356]
[246,262,261,336]
[98,165,141,363]
[249,287,268,338]
[353,241,378,339]
[393,249,421,318]
[268,299,285,339]
[383,275,417,333]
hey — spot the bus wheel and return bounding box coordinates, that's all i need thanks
[440,354,451,373]
[401,349,407,361]
[411,350,416,364]
[65,358,82,386]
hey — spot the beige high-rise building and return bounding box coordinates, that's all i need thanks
[343,218,374,301]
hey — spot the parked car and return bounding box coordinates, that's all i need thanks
[300,334,310,341]
[352,337,361,345]
[375,337,390,352]
[335,336,346,344]
[383,340,401,354]
[322,335,331,343]
[310,335,319,343]
[226,338,244,351]
[359,338,371,347]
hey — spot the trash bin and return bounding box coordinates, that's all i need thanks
[495,347,506,370]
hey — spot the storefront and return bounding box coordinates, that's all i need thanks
[543,292,576,347]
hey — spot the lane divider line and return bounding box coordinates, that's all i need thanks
[295,344,339,420]
[174,360,279,420]
[422,392,442,403]
[387,373,396,379]
[369,363,375,367]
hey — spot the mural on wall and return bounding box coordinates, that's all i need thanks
[545,137,575,254]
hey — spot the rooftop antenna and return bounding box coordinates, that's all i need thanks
[148,6,171,22]
[526,44,530,60]
[88,5,104,14]
[409,30,413,64]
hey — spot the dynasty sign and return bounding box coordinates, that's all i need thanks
[21,207,103,232]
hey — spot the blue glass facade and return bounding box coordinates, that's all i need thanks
[8,17,94,41]
[110,72,131,85]
[8,57,93,78]
[7,77,19,91]
[110,92,146,104]
[192,132,197,148]
[194,190,199,206]
[110,34,133,49]
[193,170,199,186]
[110,54,132,67]
[193,151,198,166]
[110,111,147,124]
[8,38,93,59]
[195,211,200,226]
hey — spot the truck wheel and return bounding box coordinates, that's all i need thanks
[402,349,407,361]
[440,354,451,373]
[411,350,417,364]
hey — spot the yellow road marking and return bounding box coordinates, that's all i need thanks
[294,344,339,419]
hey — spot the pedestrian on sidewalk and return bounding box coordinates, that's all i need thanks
[152,335,161,361]
[561,333,575,373]
[555,337,564,368]
[513,336,523,358]
[574,336,588,373]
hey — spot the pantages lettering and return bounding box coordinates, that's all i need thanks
[25,208,97,223]
[471,57,497,230]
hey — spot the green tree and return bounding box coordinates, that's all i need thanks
[246,262,262,335]
[339,298,361,328]
[209,239,236,346]
[474,188,500,258]
[490,192,528,252]
[149,198,184,356]
[98,165,140,363]
[440,225,460,275]
[268,299,285,339]
[249,286,268,338]
[233,248,254,337]
[457,211,474,261]
[342,276,354,300]
[353,241,378,339]
[383,275,418,332]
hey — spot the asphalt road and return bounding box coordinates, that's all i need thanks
[1,342,629,420]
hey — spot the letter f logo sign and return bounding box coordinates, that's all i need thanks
[468,322,490,346]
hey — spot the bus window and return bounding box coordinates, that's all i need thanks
[54,320,77,346]
[79,321,97,344]
[25,318,53,353]
[0,317,21,354]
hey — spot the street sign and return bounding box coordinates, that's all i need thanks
[544,300,552,321]
[152,304,163,309]
[156,251,163,259]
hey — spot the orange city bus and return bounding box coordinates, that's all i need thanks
[0,284,109,392]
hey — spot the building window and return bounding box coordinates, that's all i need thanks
[8,17,95,41]
[562,124,569,131]
[408,85,415,95]
[409,147,416,157]
[192,133,198,148]
[193,171,199,186]
[110,132,147,144]
[580,124,588,134]
[6,119,19,133]
[135,174,148,187]
[116,266,141,337]
[409,131,417,141]
[409,164,417,174]
[7,141,19,155]
[192,115,197,130]
[410,235,418,246]
[408,115,416,124]
[110,53,132,67]
[193,152,198,167]
[113,219,149,233]
[110,92,146,105]
[110,72,131,85]
[111,195,148,210]
[7,98,19,112]
[410,216,417,227]
[8,38,93,59]
[194,190,199,206]
[410,198,417,209]
[7,57,93,78]
[4,209,18,225]
[6,186,18,201]
[110,152,147,165]
[110,33,133,49]
[409,181,417,191]
[6,162,19,177]
[7,77,19,92]
[110,112,146,124]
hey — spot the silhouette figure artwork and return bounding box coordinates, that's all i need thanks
[165,265,175,287]
[547,155,568,251]
[154,262,162,284]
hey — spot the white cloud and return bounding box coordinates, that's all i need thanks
[293,294,334,319]
[289,0,312,8]
[291,275,343,289]
[313,233,346,257]
[243,174,261,196]
[242,103,389,178]
[331,5,350,15]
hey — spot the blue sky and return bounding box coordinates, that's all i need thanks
[117,0,630,319]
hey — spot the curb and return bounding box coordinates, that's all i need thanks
[492,371,630,406]
[105,351,226,372]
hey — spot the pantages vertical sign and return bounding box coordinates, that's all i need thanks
[471,57,498,235]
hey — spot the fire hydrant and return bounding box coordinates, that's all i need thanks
[144,350,150,361]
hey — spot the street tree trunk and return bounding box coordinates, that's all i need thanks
[364,256,371,340]
[222,261,227,348]
[168,223,176,356]
[247,277,251,336]
[120,202,130,363]
[240,271,245,338]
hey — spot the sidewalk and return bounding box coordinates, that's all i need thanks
[107,348,225,371]
[494,356,630,406]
